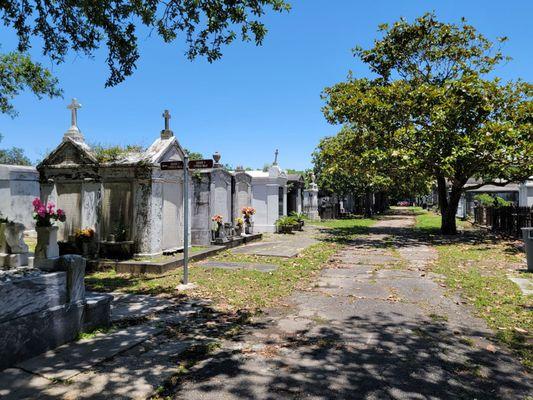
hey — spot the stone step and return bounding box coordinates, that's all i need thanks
[16,323,164,380]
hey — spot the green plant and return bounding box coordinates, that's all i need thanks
[275,216,295,232]
[113,221,128,241]
[474,194,512,208]
[474,193,495,207]
[92,144,144,163]
[289,211,305,222]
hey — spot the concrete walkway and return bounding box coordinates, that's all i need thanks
[177,214,532,400]
[231,226,319,258]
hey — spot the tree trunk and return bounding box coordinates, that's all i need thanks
[440,187,462,235]
[363,191,373,218]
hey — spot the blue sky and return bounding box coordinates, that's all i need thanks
[1,0,531,169]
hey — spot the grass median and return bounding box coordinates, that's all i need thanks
[87,218,376,311]
[414,210,532,369]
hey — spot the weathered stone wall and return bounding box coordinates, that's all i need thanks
[0,165,40,230]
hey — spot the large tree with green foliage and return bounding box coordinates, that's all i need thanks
[0,134,31,165]
[0,52,61,116]
[313,126,431,215]
[321,13,532,234]
[1,0,290,114]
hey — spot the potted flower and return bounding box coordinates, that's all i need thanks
[235,217,244,236]
[32,198,66,267]
[75,227,95,257]
[241,207,256,234]
[275,216,294,234]
[212,215,223,237]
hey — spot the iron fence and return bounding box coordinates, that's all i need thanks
[474,206,533,237]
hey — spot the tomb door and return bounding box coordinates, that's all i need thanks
[237,182,250,213]
[56,183,82,242]
[102,182,132,241]
[162,182,180,251]
[214,184,229,223]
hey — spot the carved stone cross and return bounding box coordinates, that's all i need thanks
[160,109,174,139]
[273,149,279,165]
[63,98,84,142]
[163,110,171,131]
[67,98,81,128]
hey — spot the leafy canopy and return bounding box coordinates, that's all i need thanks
[1,0,290,88]
[0,52,61,116]
[320,13,532,233]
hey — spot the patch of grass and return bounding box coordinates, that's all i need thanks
[24,235,37,253]
[309,218,375,229]
[428,313,449,323]
[390,206,427,215]
[76,326,115,340]
[414,211,467,233]
[310,314,329,325]
[309,218,376,243]
[87,219,376,311]
[87,241,341,311]
[431,241,532,370]
[459,337,475,347]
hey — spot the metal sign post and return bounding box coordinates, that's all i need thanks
[182,154,190,285]
[160,157,214,287]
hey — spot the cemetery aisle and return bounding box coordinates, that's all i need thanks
[175,214,532,400]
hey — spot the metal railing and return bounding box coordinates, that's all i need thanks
[474,206,533,237]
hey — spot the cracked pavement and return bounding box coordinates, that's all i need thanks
[175,214,532,400]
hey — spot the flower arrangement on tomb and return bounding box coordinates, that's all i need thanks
[241,207,256,224]
[212,215,223,225]
[32,198,66,227]
[235,217,244,227]
[75,227,95,242]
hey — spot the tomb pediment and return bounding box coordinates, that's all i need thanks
[145,136,185,165]
[38,138,97,168]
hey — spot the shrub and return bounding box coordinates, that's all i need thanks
[474,194,512,208]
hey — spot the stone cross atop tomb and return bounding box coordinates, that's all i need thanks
[63,98,84,143]
[161,109,174,139]
[273,149,279,166]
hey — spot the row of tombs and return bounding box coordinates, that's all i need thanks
[0,100,320,260]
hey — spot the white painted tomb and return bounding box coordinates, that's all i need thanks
[247,151,288,233]
[0,164,40,230]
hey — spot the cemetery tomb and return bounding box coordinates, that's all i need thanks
[0,165,40,231]
[38,101,189,258]
[191,153,240,246]
[287,173,305,215]
[303,173,320,221]
[248,151,288,233]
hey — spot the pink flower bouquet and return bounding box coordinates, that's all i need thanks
[32,198,66,227]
